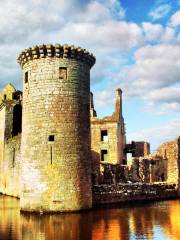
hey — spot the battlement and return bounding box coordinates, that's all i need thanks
[17,44,96,68]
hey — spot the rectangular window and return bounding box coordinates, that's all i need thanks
[101,130,108,141]
[59,67,67,80]
[49,135,55,142]
[101,150,108,161]
[25,71,28,83]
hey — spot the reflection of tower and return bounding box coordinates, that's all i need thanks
[17,44,95,212]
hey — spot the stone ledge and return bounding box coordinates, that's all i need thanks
[17,44,96,68]
[92,182,178,205]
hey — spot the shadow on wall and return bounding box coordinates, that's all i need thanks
[12,104,22,137]
[91,150,100,185]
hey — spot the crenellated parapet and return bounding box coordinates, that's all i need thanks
[17,44,96,68]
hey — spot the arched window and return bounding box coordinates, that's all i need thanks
[12,104,22,136]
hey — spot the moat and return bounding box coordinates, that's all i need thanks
[0,195,180,240]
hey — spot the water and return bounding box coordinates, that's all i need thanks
[0,195,180,240]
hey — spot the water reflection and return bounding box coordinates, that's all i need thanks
[0,195,180,240]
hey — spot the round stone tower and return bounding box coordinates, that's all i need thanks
[17,44,95,212]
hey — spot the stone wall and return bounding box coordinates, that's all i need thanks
[157,137,180,184]
[0,135,21,197]
[93,183,178,205]
[130,155,167,183]
[91,89,126,177]
[18,44,95,212]
[0,85,22,196]
[133,142,150,157]
[0,106,6,193]
[125,141,150,157]
[91,121,121,166]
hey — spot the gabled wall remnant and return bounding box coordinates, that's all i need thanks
[90,89,126,181]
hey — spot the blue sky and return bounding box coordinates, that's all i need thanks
[0,0,180,151]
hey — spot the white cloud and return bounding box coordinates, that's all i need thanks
[142,22,176,43]
[75,1,112,23]
[89,42,180,117]
[55,21,143,51]
[145,87,180,104]
[0,0,142,90]
[0,0,67,44]
[122,44,180,96]
[93,89,115,109]
[170,10,180,27]
[149,4,171,20]
[101,0,126,19]
[143,87,180,115]
[142,22,163,41]
[128,117,180,150]
[160,27,175,42]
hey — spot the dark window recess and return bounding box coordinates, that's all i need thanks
[4,94,7,100]
[123,159,127,165]
[101,150,108,161]
[12,104,22,136]
[101,130,108,141]
[49,135,55,142]
[12,148,15,168]
[12,91,21,100]
[59,67,67,79]
[25,71,28,83]
[50,145,53,164]
[161,173,165,181]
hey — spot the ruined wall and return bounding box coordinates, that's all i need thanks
[18,44,95,212]
[93,183,178,205]
[91,89,126,176]
[125,141,150,158]
[0,135,21,197]
[91,121,120,166]
[133,142,150,157]
[0,84,22,196]
[157,138,180,184]
[0,106,6,192]
[130,156,167,183]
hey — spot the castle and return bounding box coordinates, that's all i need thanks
[0,43,179,213]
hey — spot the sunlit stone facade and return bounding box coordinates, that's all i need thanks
[17,44,95,212]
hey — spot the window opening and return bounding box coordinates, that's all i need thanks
[49,135,55,142]
[101,150,108,161]
[59,67,67,80]
[101,130,108,141]
[25,71,28,83]
[12,104,22,136]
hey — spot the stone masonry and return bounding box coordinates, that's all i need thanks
[157,137,180,185]
[90,89,126,181]
[0,84,22,197]
[17,44,95,212]
[0,43,180,212]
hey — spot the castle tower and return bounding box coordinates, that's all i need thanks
[17,44,95,212]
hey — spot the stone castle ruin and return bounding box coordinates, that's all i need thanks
[0,43,180,212]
